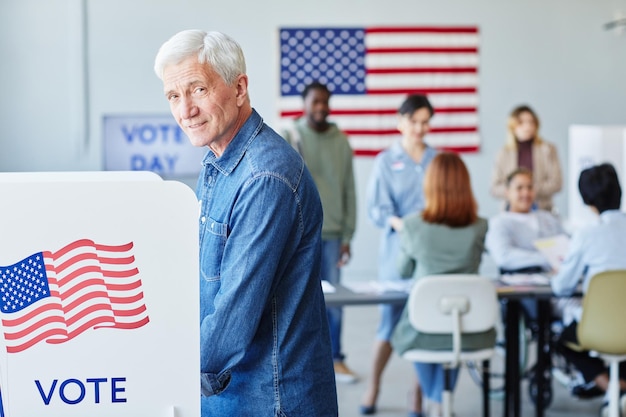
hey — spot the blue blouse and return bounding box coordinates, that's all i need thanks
[366,141,438,281]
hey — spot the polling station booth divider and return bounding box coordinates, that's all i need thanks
[0,172,200,417]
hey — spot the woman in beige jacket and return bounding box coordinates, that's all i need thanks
[491,105,562,212]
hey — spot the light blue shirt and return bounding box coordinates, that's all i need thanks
[551,210,626,297]
[486,210,565,271]
[366,142,438,281]
[197,110,337,416]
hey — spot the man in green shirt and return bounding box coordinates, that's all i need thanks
[282,81,357,383]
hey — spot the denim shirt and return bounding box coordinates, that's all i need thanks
[366,142,438,281]
[197,110,338,417]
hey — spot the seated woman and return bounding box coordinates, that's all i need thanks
[486,167,565,275]
[552,163,626,415]
[486,167,566,324]
[390,152,489,417]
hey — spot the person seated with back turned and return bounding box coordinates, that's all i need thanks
[552,163,626,416]
[390,152,492,417]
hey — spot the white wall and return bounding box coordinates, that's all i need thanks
[2,0,626,280]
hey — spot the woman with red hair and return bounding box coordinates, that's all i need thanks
[391,152,491,417]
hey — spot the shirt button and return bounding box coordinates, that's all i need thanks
[201,216,206,223]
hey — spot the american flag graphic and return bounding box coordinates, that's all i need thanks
[278,26,480,155]
[0,239,149,353]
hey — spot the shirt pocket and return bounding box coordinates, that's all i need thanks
[200,217,228,282]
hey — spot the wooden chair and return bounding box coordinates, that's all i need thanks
[577,270,626,417]
[401,274,499,417]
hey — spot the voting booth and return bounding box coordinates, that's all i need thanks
[568,125,626,230]
[0,172,199,417]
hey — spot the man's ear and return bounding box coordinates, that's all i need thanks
[235,74,249,106]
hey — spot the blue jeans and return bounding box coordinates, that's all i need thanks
[322,239,344,362]
[376,298,405,341]
[413,362,460,403]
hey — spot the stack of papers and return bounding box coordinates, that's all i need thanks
[533,233,570,271]
[343,280,413,294]
[500,273,551,286]
[321,280,336,293]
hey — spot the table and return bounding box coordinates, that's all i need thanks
[323,283,407,307]
[324,280,555,417]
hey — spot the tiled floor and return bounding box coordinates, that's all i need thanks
[335,305,605,417]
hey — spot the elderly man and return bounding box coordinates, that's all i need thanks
[154,30,338,417]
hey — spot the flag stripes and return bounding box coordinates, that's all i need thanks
[278,26,480,155]
[0,239,149,353]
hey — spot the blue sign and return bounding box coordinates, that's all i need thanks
[103,114,206,177]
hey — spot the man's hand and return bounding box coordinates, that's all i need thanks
[337,244,351,267]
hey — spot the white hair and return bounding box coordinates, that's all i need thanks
[154,30,246,84]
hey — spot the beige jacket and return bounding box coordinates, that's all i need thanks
[490,141,562,211]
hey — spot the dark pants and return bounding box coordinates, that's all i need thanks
[499,266,544,334]
[558,321,626,383]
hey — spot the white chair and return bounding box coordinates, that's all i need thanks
[401,274,499,417]
[577,270,626,417]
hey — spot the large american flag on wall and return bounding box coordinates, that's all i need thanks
[278,26,480,156]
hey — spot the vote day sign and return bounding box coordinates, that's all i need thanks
[103,114,207,177]
[0,172,200,416]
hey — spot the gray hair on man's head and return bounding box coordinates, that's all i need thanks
[154,30,246,85]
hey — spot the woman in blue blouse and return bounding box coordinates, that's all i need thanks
[361,94,438,416]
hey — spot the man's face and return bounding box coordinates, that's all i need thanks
[162,56,241,151]
[303,88,330,129]
[507,173,535,213]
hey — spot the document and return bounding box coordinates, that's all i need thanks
[533,233,570,271]
[343,280,413,294]
[321,280,336,293]
[500,273,551,286]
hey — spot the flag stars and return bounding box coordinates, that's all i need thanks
[280,28,366,96]
[0,253,51,312]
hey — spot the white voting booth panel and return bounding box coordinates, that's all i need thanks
[0,172,199,417]
[568,125,626,230]
[0,171,163,183]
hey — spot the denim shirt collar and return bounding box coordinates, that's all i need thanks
[201,109,264,175]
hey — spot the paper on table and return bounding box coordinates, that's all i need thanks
[533,233,570,271]
[343,280,413,294]
[321,280,336,293]
[500,273,551,286]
